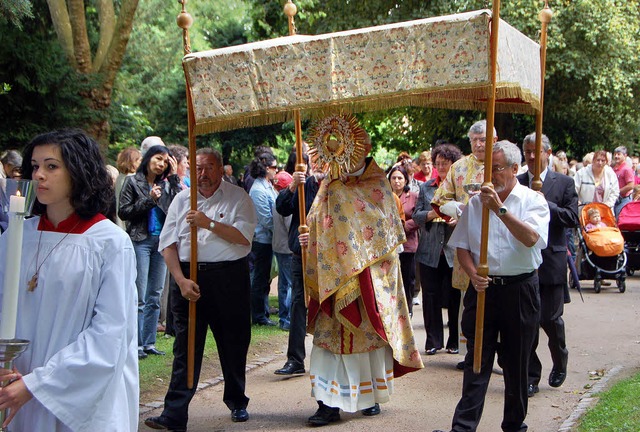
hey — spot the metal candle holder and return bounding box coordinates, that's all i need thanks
[0,339,30,431]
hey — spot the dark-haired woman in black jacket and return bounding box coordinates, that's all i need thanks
[119,144,181,359]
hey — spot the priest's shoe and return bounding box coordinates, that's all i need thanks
[361,403,381,416]
[144,415,186,432]
[527,384,539,398]
[549,370,567,388]
[274,360,305,375]
[308,402,340,426]
[144,347,166,356]
[231,408,249,422]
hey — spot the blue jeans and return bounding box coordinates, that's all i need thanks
[274,252,292,329]
[133,235,167,348]
[250,241,273,324]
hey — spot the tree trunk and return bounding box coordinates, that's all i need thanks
[46,0,139,150]
[85,85,112,148]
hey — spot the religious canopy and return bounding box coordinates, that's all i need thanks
[182,9,541,135]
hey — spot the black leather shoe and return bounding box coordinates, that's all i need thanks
[144,347,166,356]
[426,348,439,355]
[144,415,186,431]
[231,408,249,422]
[361,403,380,416]
[255,319,277,326]
[527,384,539,397]
[138,350,148,360]
[549,370,567,388]
[456,361,465,370]
[275,361,305,375]
[308,402,340,426]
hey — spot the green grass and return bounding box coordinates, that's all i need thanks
[578,371,640,432]
[139,296,288,400]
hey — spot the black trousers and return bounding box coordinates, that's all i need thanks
[451,275,539,432]
[286,254,307,365]
[420,257,460,351]
[400,252,416,314]
[161,258,251,426]
[528,282,568,386]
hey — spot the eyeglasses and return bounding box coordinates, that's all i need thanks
[268,165,277,170]
[196,164,216,173]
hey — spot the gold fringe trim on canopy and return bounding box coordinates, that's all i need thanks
[189,83,539,135]
[183,9,541,135]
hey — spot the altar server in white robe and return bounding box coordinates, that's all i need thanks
[0,129,139,431]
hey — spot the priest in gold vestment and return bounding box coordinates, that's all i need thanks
[302,117,423,426]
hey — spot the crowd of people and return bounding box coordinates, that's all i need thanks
[0,122,636,431]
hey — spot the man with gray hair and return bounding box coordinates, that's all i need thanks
[431,119,497,368]
[146,148,257,429]
[612,145,634,217]
[223,164,238,185]
[518,133,578,397]
[434,140,550,432]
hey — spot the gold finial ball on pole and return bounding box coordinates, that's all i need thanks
[539,2,553,24]
[284,1,297,18]
[177,11,193,29]
[177,0,193,29]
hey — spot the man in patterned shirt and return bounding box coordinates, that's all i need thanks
[430,120,497,364]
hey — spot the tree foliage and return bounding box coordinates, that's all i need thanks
[0,0,33,28]
[246,0,640,159]
[0,0,638,166]
[0,2,98,149]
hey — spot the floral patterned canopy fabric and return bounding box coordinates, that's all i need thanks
[183,10,540,135]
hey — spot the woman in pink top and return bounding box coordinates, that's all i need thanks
[388,165,419,315]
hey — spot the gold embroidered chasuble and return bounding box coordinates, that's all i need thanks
[305,158,423,372]
[431,154,485,290]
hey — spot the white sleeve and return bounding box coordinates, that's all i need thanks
[232,192,257,244]
[524,192,551,250]
[447,203,472,250]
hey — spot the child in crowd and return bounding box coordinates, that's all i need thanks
[584,208,608,232]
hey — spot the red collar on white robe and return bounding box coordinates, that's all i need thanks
[38,212,106,233]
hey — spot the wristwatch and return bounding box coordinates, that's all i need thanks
[209,220,216,230]
[497,206,508,217]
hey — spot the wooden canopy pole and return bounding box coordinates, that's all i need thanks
[532,1,553,192]
[284,1,310,304]
[177,0,197,390]
[473,0,501,375]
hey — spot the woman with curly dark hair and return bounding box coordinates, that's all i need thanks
[413,143,463,356]
[119,144,182,359]
[0,129,138,430]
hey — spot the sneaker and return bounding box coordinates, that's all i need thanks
[308,402,340,426]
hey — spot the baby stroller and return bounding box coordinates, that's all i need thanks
[618,200,640,276]
[574,203,626,293]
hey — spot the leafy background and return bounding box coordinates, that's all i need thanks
[1,0,638,169]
